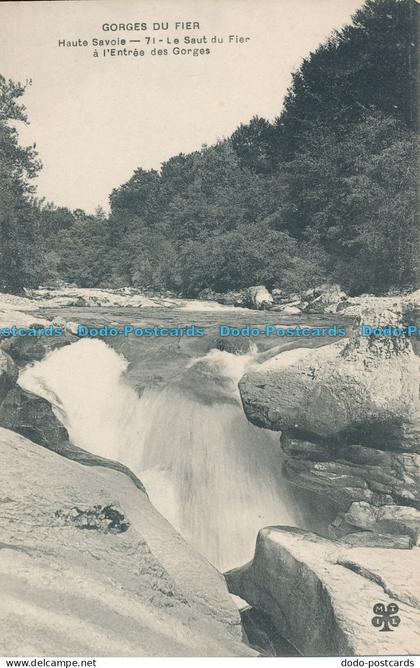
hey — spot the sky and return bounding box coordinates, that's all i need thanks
[0,0,365,212]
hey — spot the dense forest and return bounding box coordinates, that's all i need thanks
[0,0,417,297]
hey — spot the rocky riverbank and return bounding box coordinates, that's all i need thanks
[233,292,420,655]
[2,283,418,317]
[0,287,419,656]
[200,283,420,317]
[0,340,254,656]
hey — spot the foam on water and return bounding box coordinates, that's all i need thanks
[19,338,299,571]
[180,300,251,312]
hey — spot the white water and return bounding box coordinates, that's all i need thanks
[180,300,251,312]
[19,338,299,571]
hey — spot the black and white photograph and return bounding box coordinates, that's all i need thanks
[0,0,418,661]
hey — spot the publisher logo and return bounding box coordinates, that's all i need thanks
[371,603,401,632]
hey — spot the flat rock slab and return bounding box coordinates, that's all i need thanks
[0,427,252,657]
[226,526,420,656]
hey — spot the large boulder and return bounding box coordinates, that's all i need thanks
[226,526,420,656]
[303,284,348,314]
[239,318,419,452]
[0,427,252,656]
[244,286,273,310]
[238,298,420,541]
[0,350,18,403]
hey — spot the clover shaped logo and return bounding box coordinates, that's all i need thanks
[371,603,401,632]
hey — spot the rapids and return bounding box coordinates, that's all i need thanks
[19,335,300,571]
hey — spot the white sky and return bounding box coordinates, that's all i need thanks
[0,0,365,212]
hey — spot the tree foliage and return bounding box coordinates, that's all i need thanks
[0,76,43,292]
[1,0,417,296]
[275,0,417,158]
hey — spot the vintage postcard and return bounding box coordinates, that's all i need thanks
[0,0,418,662]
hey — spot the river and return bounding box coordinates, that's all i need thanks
[18,303,347,572]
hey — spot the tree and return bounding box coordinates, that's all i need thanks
[283,113,416,293]
[177,224,327,296]
[0,75,43,292]
[275,0,417,158]
[23,0,417,297]
[231,116,278,173]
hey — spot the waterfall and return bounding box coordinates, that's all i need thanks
[19,338,299,571]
